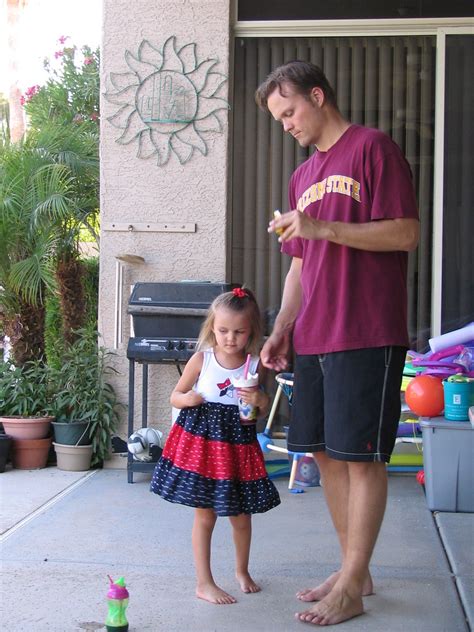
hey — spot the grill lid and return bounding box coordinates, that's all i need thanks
[128,281,237,311]
[128,281,238,340]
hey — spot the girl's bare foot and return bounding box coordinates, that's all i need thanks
[196,582,237,604]
[236,571,261,594]
[296,570,373,602]
[295,585,364,626]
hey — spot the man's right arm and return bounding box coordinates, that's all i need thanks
[260,257,302,370]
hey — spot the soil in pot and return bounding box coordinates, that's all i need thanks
[11,436,52,469]
[53,442,93,471]
[52,420,91,446]
[0,434,12,472]
[0,416,54,440]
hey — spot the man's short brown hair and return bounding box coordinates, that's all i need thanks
[255,60,337,111]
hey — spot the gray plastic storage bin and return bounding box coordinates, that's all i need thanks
[420,416,474,513]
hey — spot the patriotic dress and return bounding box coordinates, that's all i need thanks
[150,349,281,516]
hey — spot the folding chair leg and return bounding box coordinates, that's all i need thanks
[263,383,283,436]
[288,453,299,489]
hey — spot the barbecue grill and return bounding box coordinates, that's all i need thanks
[127,281,235,363]
[126,281,237,482]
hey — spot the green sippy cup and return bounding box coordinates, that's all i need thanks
[105,575,129,632]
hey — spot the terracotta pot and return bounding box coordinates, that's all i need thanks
[0,416,54,440]
[11,436,52,469]
[53,442,93,471]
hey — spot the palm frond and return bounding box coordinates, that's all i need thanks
[9,240,58,305]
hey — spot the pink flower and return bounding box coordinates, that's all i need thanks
[58,35,69,44]
[84,57,94,66]
[25,85,40,97]
[54,50,64,59]
[21,85,40,104]
[90,113,99,121]
[73,114,84,123]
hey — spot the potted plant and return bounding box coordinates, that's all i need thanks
[48,328,122,469]
[0,359,54,437]
[0,360,54,468]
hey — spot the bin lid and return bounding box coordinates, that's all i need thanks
[419,416,473,431]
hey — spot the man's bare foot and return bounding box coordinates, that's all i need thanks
[296,570,373,602]
[295,585,364,626]
[196,582,237,604]
[236,571,261,594]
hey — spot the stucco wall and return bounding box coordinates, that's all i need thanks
[100,0,232,441]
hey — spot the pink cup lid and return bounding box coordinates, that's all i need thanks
[107,576,129,600]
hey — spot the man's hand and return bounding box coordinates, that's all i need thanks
[260,331,290,371]
[260,257,300,372]
[269,211,419,252]
[269,210,326,242]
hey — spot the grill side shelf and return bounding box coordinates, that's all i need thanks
[127,306,209,316]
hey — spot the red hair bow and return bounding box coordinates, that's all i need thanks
[232,287,247,298]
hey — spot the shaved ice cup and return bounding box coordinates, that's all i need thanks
[233,373,259,425]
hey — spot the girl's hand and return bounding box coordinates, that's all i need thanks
[238,387,270,418]
[184,390,205,407]
[237,387,263,407]
[170,352,204,409]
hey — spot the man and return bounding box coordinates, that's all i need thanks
[256,61,419,626]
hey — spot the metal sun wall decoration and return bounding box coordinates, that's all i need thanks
[104,36,230,166]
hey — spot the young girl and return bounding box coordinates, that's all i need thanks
[150,287,280,604]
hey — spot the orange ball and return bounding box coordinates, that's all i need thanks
[405,375,444,417]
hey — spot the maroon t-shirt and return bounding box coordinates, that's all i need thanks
[282,124,419,355]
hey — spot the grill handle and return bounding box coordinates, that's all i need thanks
[127,306,209,316]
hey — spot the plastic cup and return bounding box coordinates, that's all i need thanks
[233,373,259,425]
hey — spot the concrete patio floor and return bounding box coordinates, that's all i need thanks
[0,465,472,631]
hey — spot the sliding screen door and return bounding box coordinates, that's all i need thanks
[441,34,474,334]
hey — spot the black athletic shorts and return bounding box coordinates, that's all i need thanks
[287,346,406,463]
